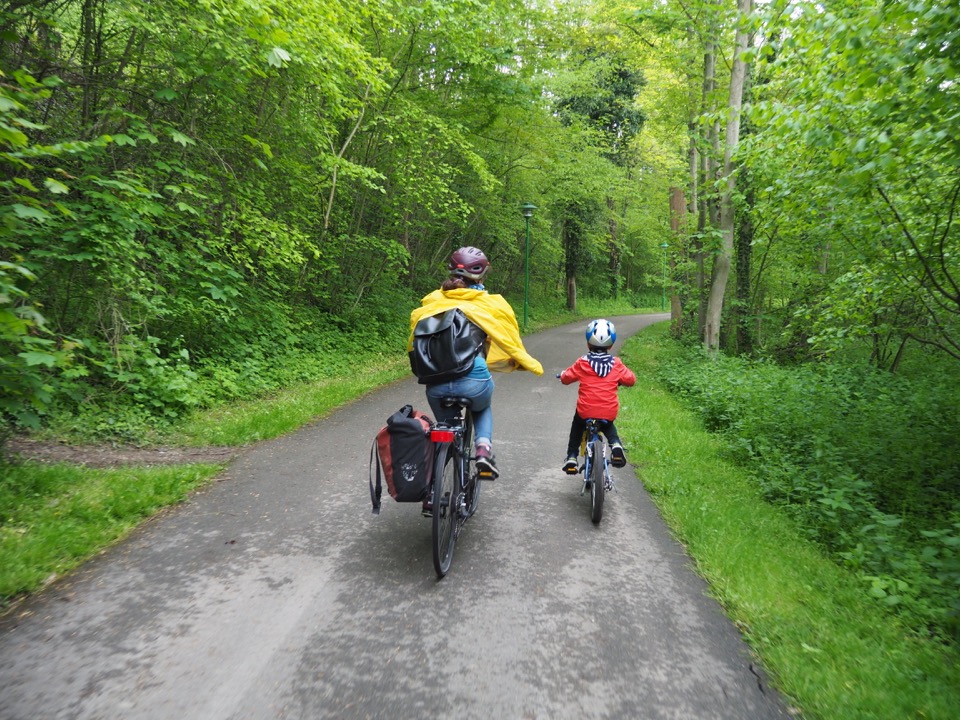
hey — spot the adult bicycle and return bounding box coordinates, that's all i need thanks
[578,418,616,524]
[428,397,492,578]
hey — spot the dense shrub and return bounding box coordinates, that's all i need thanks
[36,292,412,443]
[659,348,960,641]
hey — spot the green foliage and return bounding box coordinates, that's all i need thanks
[553,48,647,163]
[0,71,89,435]
[0,262,65,432]
[42,300,411,443]
[658,346,960,640]
[619,323,960,720]
[798,263,930,369]
[1,0,428,440]
[173,358,408,446]
[741,0,960,363]
[0,0,748,447]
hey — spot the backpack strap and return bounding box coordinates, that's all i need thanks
[369,437,382,515]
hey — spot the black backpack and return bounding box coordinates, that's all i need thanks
[408,308,486,385]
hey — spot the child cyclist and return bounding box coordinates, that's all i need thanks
[559,319,637,474]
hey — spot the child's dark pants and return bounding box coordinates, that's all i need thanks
[566,412,621,458]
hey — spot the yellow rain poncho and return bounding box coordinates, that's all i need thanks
[408,288,543,376]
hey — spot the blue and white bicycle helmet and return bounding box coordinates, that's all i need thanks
[585,319,616,348]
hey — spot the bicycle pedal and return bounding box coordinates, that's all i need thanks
[477,470,495,480]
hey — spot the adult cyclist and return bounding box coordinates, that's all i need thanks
[408,246,543,478]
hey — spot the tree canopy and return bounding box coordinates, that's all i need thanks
[1,0,958,433]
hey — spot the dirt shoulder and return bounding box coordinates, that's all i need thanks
[4,438,239,469]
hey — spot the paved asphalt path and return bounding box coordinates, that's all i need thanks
[0,314,792,720]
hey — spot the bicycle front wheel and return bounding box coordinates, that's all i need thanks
[432,444,458,577]
[589,440,605,524]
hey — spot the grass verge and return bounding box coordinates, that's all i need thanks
[0,462,221,601]
[617,323,960,720]
[169,356,410,446]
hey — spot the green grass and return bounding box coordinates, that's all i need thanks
[0,461,221,600]
[617,323,960,720]
[525,297,659,331]
[169,356,410,446]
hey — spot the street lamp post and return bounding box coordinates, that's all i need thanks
[660,242,669,311]
[520,203,537,329]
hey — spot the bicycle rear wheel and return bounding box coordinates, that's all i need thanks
[432,444,458,577]
[589,440,605,524]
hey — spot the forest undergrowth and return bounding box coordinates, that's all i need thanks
[651,333,960,646]
[619,324,960,720]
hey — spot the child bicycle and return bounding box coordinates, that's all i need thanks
[427,397,495,578]
[557,319,636,525]
[577,418,616,524]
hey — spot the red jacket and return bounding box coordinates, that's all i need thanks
[560,354,636,421]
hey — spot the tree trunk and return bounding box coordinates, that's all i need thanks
[734,48,756,355]
[735,175,755,354]
[563,213,579,312]
[607,196,620,298]
[80,0,101,132]
[696,29,717,338]
[704,0,752,353]
[669,187,686,331]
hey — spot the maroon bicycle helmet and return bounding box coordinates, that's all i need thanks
[448,246,490,282]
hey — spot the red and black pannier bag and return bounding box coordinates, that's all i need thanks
[369,405,435,514]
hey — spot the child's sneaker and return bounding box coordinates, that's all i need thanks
[610,443,627,467]
[562,456,579,475]
[476,444,499,479]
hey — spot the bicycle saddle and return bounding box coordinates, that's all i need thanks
[439,396,472,409]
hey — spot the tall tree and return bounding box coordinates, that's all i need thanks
[703,0,752,352]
